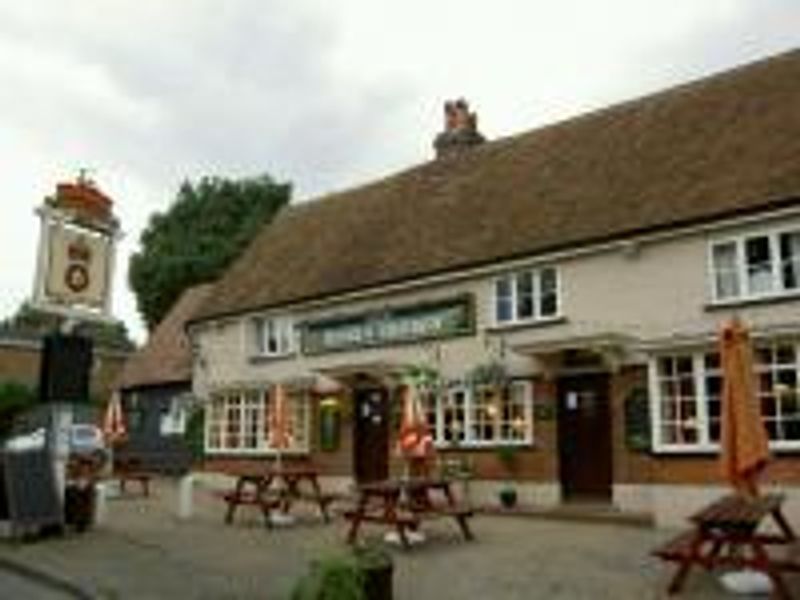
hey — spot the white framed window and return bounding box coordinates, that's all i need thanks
[159,397,187,436]
[650,340,800,452]
[424,380,533,447]
[493,267,560,326]
[205,387,310,454]
[251,316,295,357]
[710,228,800,303]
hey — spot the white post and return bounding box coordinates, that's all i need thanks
[177,474,194,520]
[93,482,108,525]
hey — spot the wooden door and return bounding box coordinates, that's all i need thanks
[557,374,612,501]
[353,387,390,483]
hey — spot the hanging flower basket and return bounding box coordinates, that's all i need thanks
[467,361,510,391]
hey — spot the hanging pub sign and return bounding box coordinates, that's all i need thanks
[31,174,121,320]
[302,295,474,355]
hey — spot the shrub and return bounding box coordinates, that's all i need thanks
[0,381,37,437]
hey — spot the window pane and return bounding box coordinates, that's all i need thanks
[266,320,278,353]
[516,272,534,319]
[780,232,800,290]
[776,344,796,365]
[745,236,774,295]
[253,319,266,354]
[444,388,467,443]
[704,353,720,371]
[676,356,693,375]
[712,243,740,299]
[539,268,558,317]
[279,321,293,354]
[495,278,513,322]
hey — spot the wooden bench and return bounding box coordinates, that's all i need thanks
[117,471,152,497]
[260,489,338,522]
[653,530,703,562]
[343,509,421,548]
[771,541,800,573]
[222,491,281,526]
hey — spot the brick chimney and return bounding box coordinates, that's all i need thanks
[433,98,485,158]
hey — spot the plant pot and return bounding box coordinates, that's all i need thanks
[498,487,518,509]
[362,563,393,600]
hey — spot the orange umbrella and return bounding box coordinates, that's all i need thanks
[102,391,127,445]
[719,317,770,497]
[397,384,435,467]
[268,383,292,459]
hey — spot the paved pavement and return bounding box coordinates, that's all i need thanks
[0,569,77,599]
[0,478,797,599]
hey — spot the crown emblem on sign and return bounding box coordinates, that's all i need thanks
[67,236,92,263]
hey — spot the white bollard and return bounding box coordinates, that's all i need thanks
[93,482,108,526]
[177,474,194,519]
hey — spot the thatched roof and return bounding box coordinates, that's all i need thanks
[192,49,800,324]
[119,284,213,389]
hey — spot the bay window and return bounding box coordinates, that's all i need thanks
[651,340,800,451]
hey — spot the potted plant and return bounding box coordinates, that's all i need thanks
[495,444,519,509]
[354,544,393,600]
[291,544,393,600]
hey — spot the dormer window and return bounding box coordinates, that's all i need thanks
[493,266,560,326]
[251,316,294,357]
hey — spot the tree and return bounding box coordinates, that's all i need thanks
[0,302,135,351]
[129,174,291,330]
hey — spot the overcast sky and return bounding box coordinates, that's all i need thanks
[1,0,797,343]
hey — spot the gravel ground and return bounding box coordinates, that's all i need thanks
[1,478,797,599]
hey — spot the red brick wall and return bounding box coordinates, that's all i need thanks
[203,367,800,488]
[0,340,128,402]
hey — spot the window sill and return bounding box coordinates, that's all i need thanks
[434,441,537,452]
[248,352,297,364]
[706,291,800,311]
[485,316,567,334]
[650,445,800,456]
[205,448,311,457]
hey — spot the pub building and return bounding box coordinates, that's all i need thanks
[187,50,800,528]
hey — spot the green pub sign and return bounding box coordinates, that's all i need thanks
[301,295,474,355]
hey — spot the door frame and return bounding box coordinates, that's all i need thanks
[556,372,613,502]
[352,383,390,484]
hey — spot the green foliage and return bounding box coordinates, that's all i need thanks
[291,555,365,600]
[291,546,392,600]
[129,174,291,330]
[402,363,441,390]
[0,302,135,351]
[467,360,509,388]
[0,381,37,437]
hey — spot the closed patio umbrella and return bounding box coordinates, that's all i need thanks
[102,391,127,446]
[267,383,295,525]
[268,383,292,469]
[719,317,770,497]
[397,383,435,476]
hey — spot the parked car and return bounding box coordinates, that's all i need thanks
[69,424,108,463]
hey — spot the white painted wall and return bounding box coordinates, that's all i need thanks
[192,210,800,398]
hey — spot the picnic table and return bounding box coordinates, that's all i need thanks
[222,465,334,526]
[653,492,800,598]
[344,477,474,549]
[113,457,152,497]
